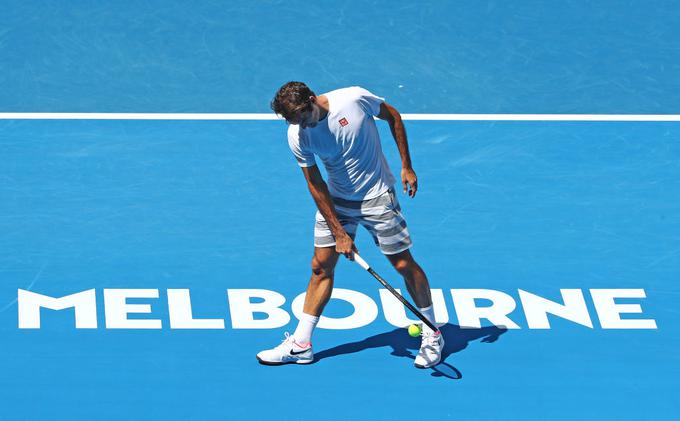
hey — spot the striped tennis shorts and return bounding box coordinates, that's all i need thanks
[314,187,412,255]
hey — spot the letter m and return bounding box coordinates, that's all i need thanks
[18,289,97,329]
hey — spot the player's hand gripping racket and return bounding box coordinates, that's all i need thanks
[353,253,439,333]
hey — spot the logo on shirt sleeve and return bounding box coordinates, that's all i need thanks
[339,117,349,127]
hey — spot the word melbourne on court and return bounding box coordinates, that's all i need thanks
[16,288,657,330]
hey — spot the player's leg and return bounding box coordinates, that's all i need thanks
[358,189,431,310]
[361,188,444,368]
[256,247,339,366]
[302,246,340,316]
[292,246,340,343]
[300,209,356,321]
[256,212,353,366]
[385,249,444,368]
[385,249,438,335]
[385,249,432,309]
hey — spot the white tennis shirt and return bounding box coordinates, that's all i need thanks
[287,86,396,201]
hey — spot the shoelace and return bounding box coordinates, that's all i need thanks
[274,332,296,350]
[421,332,441,349]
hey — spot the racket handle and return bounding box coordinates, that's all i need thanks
[353,253,370,271]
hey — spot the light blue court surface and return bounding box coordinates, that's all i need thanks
[1,1,680,420]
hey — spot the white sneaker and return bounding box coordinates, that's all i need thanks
[256,332,314,365]
[414,330,445,368]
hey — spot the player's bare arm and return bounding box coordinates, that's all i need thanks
[378,102,418,198]
[301,165,357,259]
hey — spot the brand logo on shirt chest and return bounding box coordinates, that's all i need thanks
[338,117,349,127]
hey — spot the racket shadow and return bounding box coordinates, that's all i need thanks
[313,323,507,379]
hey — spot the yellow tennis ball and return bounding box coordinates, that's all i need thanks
[408,324,422,337]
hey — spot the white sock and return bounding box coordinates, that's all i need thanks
[419,305,436,334]
[293,312,319,346]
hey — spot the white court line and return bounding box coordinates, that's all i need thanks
[0,113,679,121]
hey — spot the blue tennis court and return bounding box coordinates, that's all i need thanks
[1,1,679,420]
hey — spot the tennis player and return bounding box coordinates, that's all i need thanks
[257,82,444,368]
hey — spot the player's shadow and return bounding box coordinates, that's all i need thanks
[313,323,507,379]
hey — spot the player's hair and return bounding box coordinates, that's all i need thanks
[270,81,316,122]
